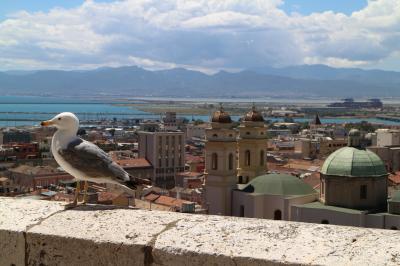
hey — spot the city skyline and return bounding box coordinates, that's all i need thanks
[0,0,399,73]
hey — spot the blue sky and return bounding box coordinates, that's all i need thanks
[282,0,367,15]
[0,1,82,20]
[0,0,117,20]
[0,0,399,72]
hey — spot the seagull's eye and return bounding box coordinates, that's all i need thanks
[58,117,62,120]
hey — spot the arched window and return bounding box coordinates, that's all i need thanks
[212,134,218,137]
[238,176,243,184]
[245,150,251,166]
[260,150,264,166]
[321,220,329,224]
[211,153,218,170]
[274,210,282,220]
[228,153,234,170]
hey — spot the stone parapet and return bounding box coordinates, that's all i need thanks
[1,197,399,265]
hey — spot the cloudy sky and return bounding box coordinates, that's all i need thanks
[0,0,399,73]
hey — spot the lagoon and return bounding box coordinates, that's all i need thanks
[0,96,398,127]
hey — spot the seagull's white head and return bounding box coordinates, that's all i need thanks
[41,112,79,133]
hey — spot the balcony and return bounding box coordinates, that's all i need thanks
[1,196,399,265]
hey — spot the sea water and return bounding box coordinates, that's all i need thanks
[0,96,398,127]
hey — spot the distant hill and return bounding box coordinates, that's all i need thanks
[0,65,399,98]
[248,65,400,87]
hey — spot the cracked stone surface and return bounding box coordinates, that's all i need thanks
[1,197,400,266]
[155,214,400,265]
[26,205,179,266]
[0,197,65,266]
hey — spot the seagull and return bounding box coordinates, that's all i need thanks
[41,112,150,207]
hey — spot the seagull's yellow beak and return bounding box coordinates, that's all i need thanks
[40,120,54,127]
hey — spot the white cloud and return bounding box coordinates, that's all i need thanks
[0,0,399,71]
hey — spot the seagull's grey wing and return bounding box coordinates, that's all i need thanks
[58,138,129,182]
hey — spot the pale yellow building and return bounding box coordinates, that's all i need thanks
[204,107,237,215]
[237,106,268,183]
[294,137,347,159]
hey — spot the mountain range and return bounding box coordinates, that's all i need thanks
[0,65,399,98]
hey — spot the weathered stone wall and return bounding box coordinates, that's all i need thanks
[1,197,400,266]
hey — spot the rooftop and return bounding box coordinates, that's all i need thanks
[320,147,387,177]
[211,106,232,124]
[243,105,264,122]
[9,165,62,175]
[240,173,316,196]
[144,192,191,208]
[116,158,152,168]
[297,201,364,214]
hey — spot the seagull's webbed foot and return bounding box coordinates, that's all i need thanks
[65,181,81,210]
[82,181,89,205]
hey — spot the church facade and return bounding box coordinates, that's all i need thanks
[204,106,268,215]
[204,106,318,218]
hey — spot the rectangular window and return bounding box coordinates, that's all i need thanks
[360,185,367,199]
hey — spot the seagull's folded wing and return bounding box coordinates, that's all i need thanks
[58,138,129,182]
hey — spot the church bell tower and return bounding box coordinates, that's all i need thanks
[237,105,268,183]
[204,106,237,215]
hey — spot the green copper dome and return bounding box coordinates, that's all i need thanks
[321,147,387,177]
[240,173,316,196]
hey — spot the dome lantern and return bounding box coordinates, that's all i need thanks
[243,103,264,122]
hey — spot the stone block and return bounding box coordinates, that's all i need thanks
[26,205,180,266]
[1,197,400,266]
[154,214,400,265]
[0,197,65,266]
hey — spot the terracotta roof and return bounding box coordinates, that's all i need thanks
[389,172,400,185]
[185,154,204,163]
[116,158,152,168]
[98,192,124,202]
[154,195,191,208]
[144,192,160,202]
